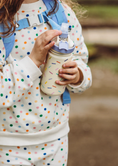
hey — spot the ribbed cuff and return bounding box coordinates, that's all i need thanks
[19,56,42,81]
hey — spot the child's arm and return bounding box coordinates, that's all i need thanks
[0,38,42,108]
[0,30,62,108]
[56,3,92,93]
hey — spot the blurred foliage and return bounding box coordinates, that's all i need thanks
[72,0,118,5]
[69,0,118,74]
[87,44,98,58]
[64,0,88,19]
[89,57,118,73]
[85,5,118,20]
[70,0,118,22]
[71,4,118,20]
[86,43,118,73]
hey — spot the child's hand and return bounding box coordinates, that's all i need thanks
[29,30,62,67]
[55,61,83,85]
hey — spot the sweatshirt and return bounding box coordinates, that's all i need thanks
[0,0,92,146]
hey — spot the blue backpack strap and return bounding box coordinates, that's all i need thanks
[16,18,30,31]
[0,23,15,60]
[43,0,68,25]
[16,0,68,31]
[16,14,61,31]
[43,14,61,30]
[62,88,71,105]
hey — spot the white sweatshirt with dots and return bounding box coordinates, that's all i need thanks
[0,0,92,146]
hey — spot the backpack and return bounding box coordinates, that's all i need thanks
[0,0,71,105]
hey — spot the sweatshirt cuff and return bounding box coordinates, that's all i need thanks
[18,56,42,81]
[68,65,86,89]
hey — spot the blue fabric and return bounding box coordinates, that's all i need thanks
[42,0,51,11]
[15,13,61,31]
[16,18,29,31]
[50,0,68,25]
[3,36,15,60]
[62,88,71,105]
[0,23,15,60]
[38,14,43,23]
[43,0,68,25]
[0,22,4,34]
[13,0,67,31]
[43,14,61,30]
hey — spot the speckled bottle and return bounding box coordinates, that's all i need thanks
[41,23,75,96]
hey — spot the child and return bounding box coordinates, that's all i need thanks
[0,0,92,165]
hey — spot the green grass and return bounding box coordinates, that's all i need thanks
[89,57,118,73]
[85,5,118,20]
[71,0,118,21]
[72,0,118,5]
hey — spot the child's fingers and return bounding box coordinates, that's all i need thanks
[59,68,78,75]
[55,80,72,85]
[42,30,62,46]
[45,41,55,50]
[58,73,76,81]
[57,68,80,85]
[63,61,77,68]
[46,30,62,43]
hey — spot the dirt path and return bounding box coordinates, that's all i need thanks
[70,96,118,119]
[70,66,118,119]
[68,66,118,166]
[67,28,118,166]
[83,28,118,46]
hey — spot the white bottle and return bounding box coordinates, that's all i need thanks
[41,23,75,96]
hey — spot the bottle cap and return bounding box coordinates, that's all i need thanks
[59,23,68,38]
[52,23,75,54]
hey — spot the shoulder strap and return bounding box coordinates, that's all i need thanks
[15,0,68,31]
[43,0,68,25]
[0,23,15,60]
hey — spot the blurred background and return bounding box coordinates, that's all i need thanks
[68,0,118,166]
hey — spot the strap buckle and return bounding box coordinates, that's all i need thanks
[27,14,44,28]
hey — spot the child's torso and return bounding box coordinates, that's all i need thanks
[0,0,70,137]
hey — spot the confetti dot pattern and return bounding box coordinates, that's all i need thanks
[0,135,68,166]
[0,0,92,146]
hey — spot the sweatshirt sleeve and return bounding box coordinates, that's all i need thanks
[0,38,42,108]
[62,3,92,94]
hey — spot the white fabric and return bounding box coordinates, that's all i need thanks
[0,0,92,146]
